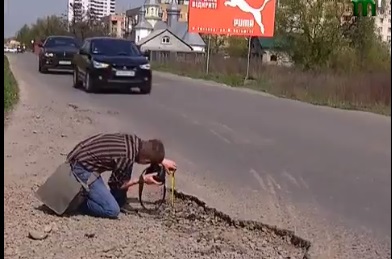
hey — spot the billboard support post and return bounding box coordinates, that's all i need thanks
[188,0,277,80]
[245,37,252,81]
[206,35,211,75]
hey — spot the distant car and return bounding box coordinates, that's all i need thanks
[72,37,152,94]
[38,36,80,73]
[17,45,25,53]
[5,47,17,53]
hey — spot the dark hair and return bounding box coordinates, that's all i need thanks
[137,139,165,164]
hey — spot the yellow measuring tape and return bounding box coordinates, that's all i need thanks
[170,170,176,207]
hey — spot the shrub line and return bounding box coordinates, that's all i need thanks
[152,62,391,116]
[4,55,19,114]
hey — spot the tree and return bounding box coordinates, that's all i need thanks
[15,16,68,46]
[15,24,31,45]
[67,3,110,40]
[14,3,110,45]
[276,0,347,70]
[343,15,390,71]
[225,36,248,57]
[202,35,227,54]
[16,4,110,45]
[275,0,390,72]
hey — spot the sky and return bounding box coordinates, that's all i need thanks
[4,0,145,37]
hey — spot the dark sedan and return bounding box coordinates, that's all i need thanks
[38,36,80,73]
[72,37,152,94]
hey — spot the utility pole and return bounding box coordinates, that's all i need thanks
[4,0,9,14]
[5,0,9,38]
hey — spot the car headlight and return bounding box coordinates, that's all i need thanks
[93,60,109,69]
[44,52,54,57]
[139,63,151,70]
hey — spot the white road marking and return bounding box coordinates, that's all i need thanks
[299,176,310,189]
[214,122,235,133]
[265,175,278,195]
[249,168,267,191]
[282,170,300,188]
[267,174,281,190]
[178,112,200,125]
[209,129,231,144]
[179,112,189,119]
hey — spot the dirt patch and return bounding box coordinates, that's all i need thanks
[161,191,311,258]
[4,183,310,259]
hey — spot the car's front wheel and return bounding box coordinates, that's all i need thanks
[38,61,47,73]
[139,84,151,95]
[84,72,96,93]
[73,67,82,88]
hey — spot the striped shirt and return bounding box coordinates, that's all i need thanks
[66,133,141,189]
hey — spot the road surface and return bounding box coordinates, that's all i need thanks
[9,53,391,258]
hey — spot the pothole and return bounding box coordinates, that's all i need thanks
[5,183,312,259]
[135,190,312,259]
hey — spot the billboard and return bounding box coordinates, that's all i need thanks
[188,0,276,37]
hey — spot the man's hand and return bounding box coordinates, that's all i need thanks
[143,173,161,185]
[162,158,177,173]
[120,178,139,190]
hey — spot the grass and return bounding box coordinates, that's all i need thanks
[4,55,18,113]
[152,57,391,116]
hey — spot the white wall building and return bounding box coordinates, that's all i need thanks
[68,0,115,22]
[375,1,391,45]
[90,0,115,18]
[130,0,205,52]
[134,6,153,43]
[160,0,189,5]
[67,0,88,22]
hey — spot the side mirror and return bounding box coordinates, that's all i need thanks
[79,48,88,55]
[142,51,150,60]
[37,43,43,48]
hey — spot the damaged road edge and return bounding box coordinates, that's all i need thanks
[173,189,312,259]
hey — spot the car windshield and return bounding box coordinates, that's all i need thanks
[91,39,141,56]
[44,37,79,48]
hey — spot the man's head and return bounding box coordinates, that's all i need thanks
[137,139,165,165]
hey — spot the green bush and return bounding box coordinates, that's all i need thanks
[4,56,18,112]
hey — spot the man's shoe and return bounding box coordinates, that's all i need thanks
[120,203,139,214]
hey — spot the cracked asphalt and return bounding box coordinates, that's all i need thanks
[4,53,391,258]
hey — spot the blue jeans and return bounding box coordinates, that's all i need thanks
[72,163,127,219]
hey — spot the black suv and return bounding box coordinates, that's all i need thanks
[72,37,152,94]
[38,36,80,73]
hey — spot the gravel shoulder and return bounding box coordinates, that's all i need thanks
[4,58,309,258]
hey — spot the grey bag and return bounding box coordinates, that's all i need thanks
[35,162,99,216]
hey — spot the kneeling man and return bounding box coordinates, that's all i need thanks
[66,133,176,218]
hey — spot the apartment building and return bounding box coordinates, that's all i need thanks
[67,0,115,22]
[102,13,126,38]
[341,0,392,45]
[90,0,116,18]
[375,1,391,45]
[337,0,391,45]
[160,3,189,22]
[67,0,88,22]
